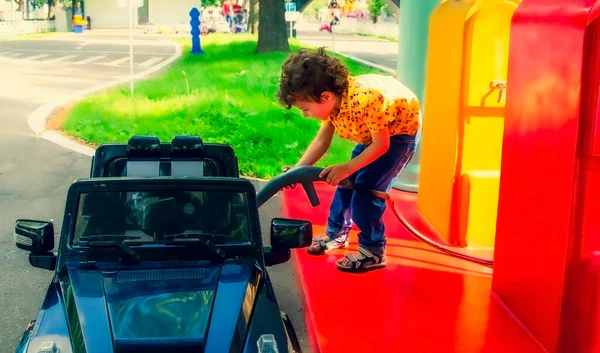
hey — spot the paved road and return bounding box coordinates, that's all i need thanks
[0,36,175,70]
[297,29,398,72]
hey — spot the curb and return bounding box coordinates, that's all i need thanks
[40,130,96,156]
[0,32,66,42]
[299,38,397,75]
[335,51,396,75]
[27,39,183,139]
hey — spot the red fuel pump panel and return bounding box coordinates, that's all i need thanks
[492,1,600,353]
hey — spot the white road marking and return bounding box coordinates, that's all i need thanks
[74,55,106,64]
[46,55,78,63]
[2,47,174,55]
[107,56,130,65]
[26,54,51,60]
[139,57,163,67]
[27,41,183,139]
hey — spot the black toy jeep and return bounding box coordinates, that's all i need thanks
[14,136,327,353]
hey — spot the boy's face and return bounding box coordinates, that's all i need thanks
[293,92,338,120]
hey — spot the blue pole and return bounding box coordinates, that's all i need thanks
[190,7,203,54]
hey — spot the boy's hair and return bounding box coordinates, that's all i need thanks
[277,47,349,109]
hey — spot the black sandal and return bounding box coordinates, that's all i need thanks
[336,247,386,272]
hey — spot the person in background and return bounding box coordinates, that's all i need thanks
[222,0,234,30]
[233,0,243,25]
[327,0,340,33]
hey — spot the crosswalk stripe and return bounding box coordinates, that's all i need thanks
[139,57,163,67]
[74,55,106,64]
[46,55,78,63]
[107,56,130,65]
[26,54,51,60]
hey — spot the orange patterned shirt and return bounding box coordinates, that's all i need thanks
[323,74,421,145]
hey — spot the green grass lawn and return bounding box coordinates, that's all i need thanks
[62,33,386,179]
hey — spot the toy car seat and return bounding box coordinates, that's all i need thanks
[91,136,238,178]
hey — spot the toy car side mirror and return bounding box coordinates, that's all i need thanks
[14,219,56,271]
[14,219,54,254]
[270,218,312,249]
[264,218,312,267]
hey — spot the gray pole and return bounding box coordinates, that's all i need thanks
[392,0,441,193]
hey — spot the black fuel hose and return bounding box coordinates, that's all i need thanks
[256,165,494,267]
[256,166,332,208]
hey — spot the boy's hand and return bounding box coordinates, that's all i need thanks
[320,163,353,186]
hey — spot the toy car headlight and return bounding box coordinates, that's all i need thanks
[257,334,279,353]
[38,341,58,353]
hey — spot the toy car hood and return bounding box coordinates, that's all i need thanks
[22,258,288,353]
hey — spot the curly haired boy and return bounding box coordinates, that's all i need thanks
[277,47,421,273]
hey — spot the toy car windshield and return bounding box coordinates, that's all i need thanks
[73,188,251,246]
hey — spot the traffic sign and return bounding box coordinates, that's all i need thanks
[285,2,296,12]
[119,0,143,8]
[285,11,300,21]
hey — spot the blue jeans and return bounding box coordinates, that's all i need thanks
[325,133,417,255]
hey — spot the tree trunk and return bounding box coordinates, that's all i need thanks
[248,0,259,34]
[255,0,290,53]
[47,0,56,19]
[15,0,24,11]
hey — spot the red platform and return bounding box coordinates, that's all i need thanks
[282,183,547,353]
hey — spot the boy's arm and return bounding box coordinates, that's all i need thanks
[296,122,335,166]
[319,127,390,185]
[319,128,390,185]
[346,127,390,173]
[319,92,391,185]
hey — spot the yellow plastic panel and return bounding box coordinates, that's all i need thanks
[458,171,501,248]
[417,0,519,247]
[459,0,518,246]
[417,0,475,244]
[461,0,517,173]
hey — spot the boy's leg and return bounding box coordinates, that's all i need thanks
[336,134,416,271]
[306,144,364,254]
